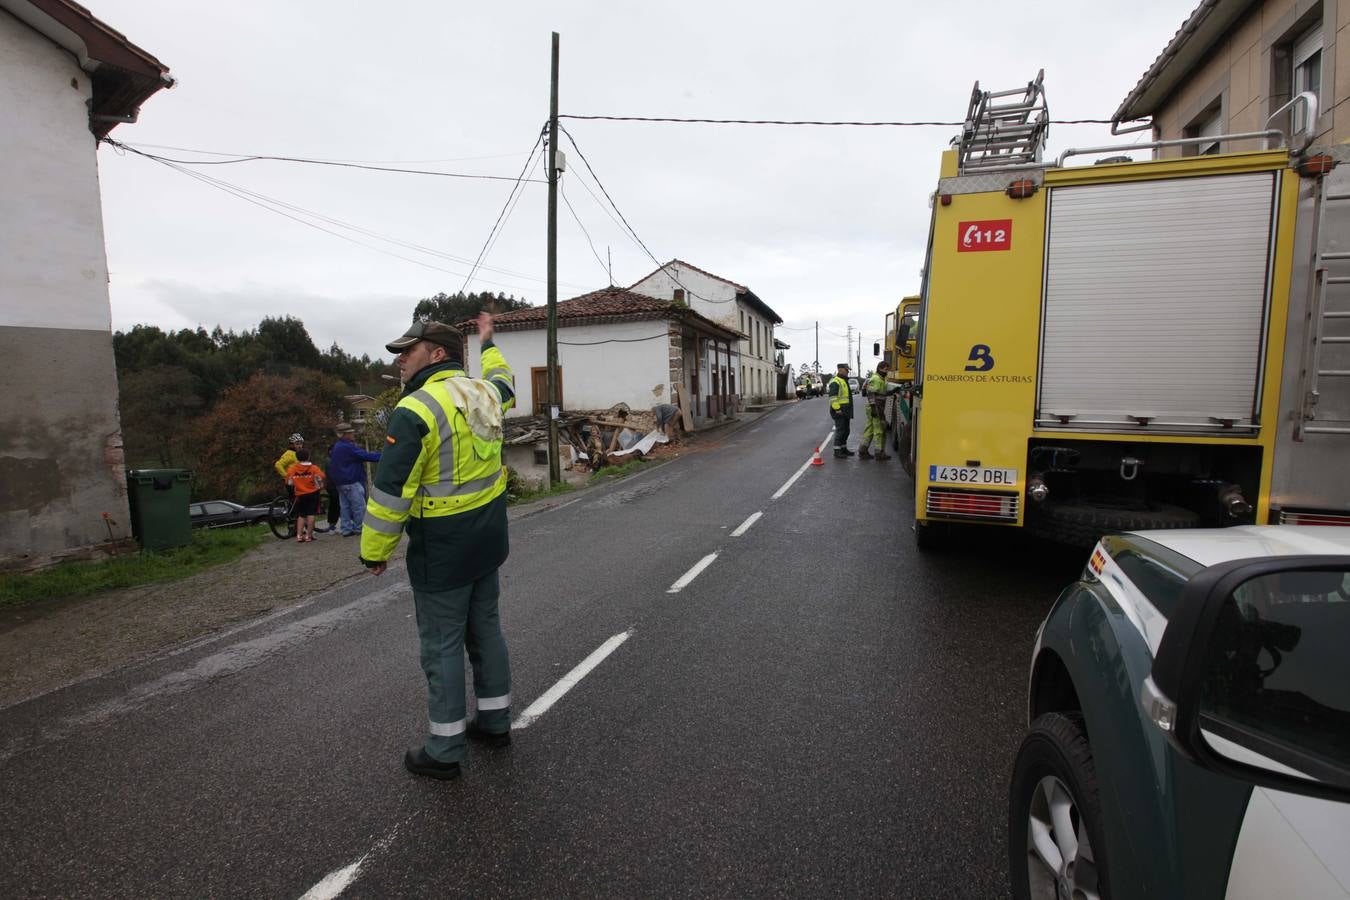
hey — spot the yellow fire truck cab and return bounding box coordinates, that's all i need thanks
[907,74,1350,548]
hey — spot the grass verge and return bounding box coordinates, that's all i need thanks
[588,458,649,484]
[0,525,271,608]
[508,480,577,505]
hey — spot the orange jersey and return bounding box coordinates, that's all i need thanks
[285,461,325,495]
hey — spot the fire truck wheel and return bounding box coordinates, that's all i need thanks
[1030,498,1200,547]
[897,421,914,478]
[914,518,949,551]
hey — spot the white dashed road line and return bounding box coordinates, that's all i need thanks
[299,631,633,898]
[770,426,835,501]
[666,552,719,594]
[514,629,633,729]
[730,511,762,537]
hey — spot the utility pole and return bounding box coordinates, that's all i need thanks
[545,32,561,486]
[846,325,853,371]
[814,321,819,374]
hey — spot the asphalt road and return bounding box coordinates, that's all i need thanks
[0,397,1089,899]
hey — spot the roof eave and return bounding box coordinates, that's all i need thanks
[1,0,173,136]
[737,288,783,324]
[1114,0,1256,124]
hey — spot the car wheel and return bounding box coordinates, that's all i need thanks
[1009,712,1110,900]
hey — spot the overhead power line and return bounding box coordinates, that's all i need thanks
[109,140,586,294]
[103,138,547,184]
[560,114,1114,126]
[558,124,734,306]
[126,142,534,165]
[458,126,548,294]
[560,176,611,284]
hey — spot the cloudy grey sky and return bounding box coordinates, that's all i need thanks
[94,0,1188,373]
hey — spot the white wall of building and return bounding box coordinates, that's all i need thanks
[1,13,132,568]
[0,14,111,331]
[633,263,778,403]
[466,320,673,418]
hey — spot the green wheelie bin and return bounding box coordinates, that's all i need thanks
[126,469,193,551]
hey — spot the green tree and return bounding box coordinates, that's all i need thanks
[412,291,532,326]
[188,369,347,503]
[118,365,205,467]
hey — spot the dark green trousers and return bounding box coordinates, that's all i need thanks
[414,570,512,762]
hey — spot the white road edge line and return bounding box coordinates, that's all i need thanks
[730,511,762,537]
[298,821,403,900]
[771,427,835,500]
[299,858,365,900]
[513,629,633,730]
[666,552,719,594]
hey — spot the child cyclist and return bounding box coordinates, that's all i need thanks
[284,448,326,542]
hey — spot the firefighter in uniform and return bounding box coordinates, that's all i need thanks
[827,362,854,458]
[361,312,516,781]
[859,361,893,461]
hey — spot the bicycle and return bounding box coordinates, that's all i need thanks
[267,492,334,540]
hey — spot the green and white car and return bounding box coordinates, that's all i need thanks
[1010,526,1350,900]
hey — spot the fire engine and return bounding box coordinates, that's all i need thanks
[906,72,1349,548]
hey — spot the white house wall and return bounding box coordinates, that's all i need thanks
[467,320,673,418]
[634,263,777,403]
[1,12,131,568]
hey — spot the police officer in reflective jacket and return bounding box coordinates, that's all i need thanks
[827,362,854,459]
[361,312,516,780]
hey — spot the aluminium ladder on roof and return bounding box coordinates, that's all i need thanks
[956,69,1050,174]
[1298,177,1350,438]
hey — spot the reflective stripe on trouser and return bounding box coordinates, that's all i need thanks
[414,569,512,762]
[861,407,885,451]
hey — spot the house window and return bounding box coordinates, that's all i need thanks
[1292,24,1322,134]
[673,288,686,304]
[1184,101,1223,155]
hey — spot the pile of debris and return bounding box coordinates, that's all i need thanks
[502,403,675,471]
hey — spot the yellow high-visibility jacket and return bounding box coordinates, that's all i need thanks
[360,342,515,590]
[828,375,852,413]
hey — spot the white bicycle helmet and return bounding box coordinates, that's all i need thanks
[288,433,305,443]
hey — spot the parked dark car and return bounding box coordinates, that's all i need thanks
[1009,526,1350,900]
[189,500,271,529]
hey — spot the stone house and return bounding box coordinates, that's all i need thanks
[460,287,742,426]
[1113,0,1347,153]
[630,260,784,407]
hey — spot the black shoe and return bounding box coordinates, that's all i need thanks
[404,747,462,780]
[467,720,511,748]
[833,449,849,459]
[843,448,856,456]
[858,448,873,460]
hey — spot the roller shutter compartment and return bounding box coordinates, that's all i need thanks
[1037,172,1278,434]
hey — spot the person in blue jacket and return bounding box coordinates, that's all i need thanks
[329,422,382,536]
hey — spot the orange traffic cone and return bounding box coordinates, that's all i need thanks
[811,446,824,466]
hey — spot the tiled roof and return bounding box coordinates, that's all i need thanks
[456,286,741,339]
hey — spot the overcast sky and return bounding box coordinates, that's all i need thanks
[93,0,1188,373]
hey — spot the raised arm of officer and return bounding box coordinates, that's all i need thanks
[477,311,515,412]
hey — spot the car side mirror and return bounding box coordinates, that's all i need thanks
[872,341,880,357]
[1145,556,1350,803]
